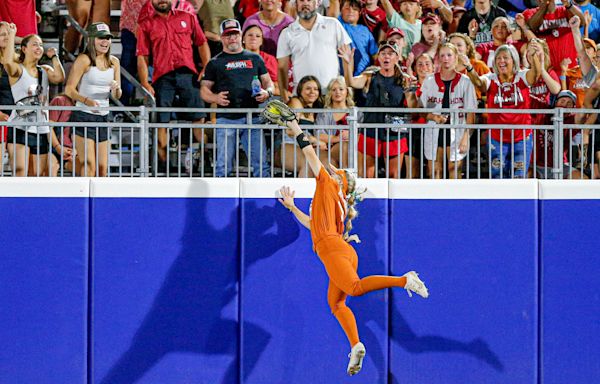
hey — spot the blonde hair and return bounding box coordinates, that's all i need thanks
[342,170,366,243]
[530,38,551,71]
[323,76,355,108]
[447,32,476,59]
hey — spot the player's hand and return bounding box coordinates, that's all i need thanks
[278,186,296,211]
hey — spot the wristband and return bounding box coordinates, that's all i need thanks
[566,1,573,9]
[466,66,474,72]
[296,132,311,149]
[559,75,567,80]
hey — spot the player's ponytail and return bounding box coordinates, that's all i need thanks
[343,170,366,244]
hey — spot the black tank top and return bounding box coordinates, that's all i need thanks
[0,64,14,115]
[363,72,406,141]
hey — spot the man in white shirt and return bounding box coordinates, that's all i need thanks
[277,0,352,102]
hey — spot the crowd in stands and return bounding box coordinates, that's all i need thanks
[1,0,600,178]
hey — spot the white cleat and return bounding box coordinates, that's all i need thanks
[347,342,366,376]
[403,271,429,298]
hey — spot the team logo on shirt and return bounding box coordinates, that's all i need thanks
[225,60,254,70]
[181,21,187,28]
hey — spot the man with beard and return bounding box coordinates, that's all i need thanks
[137,0,211,173]
[277,0,351,102]
[201,19,273,177]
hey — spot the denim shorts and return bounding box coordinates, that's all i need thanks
[71,110,110,142]
[6,128,49,154]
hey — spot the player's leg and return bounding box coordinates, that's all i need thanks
[327,280,366,376]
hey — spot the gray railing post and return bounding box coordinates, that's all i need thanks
[552,108,564,180]
[138,106,150,177]
[347,107,359,172]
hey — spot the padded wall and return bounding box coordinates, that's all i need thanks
[239,179,389,383]
[0,179,89,384]
[539,182,600,384]
[388,180,539,384]
[90,179,240,384]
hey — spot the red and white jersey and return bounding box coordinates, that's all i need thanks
[420,72,477,161]
[523,6,577,70]
[484,70,532,143]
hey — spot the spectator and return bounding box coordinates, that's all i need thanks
[48,94,75,177]
[278,75,326,177]
[476,16,519,68]
[316,76,355,168]
[243,0,294,57]
[340,42,419,178]
[277,0,351,102]
[3,26,65,177]
[524,38,560,128]
[411,13,444,64]
[457,0,507,45]
[583,79,600,178]
[239,0,261,20]
[137,0,210,173]
[448,5,466,34]
[465,42,543,178]
[568,16,598,90]
[330,0,379,76]
[199,0,235,55]
[576,0,600,41]
[421,42,476,179]
[523,0,585,71]
[65,23,121,177]
[419,0,453,25]
[0,22,14,157]
[448,32,490,100]
[243,23,280,95]
[536,90,586,178]
[119,0,146,104]
[360,0,389,41]
[201,18,273,177]
[0,0,40,44]
[380,0,422,57]
[406,52,435,178]
[65,0,111,54]
[386,27,408,64]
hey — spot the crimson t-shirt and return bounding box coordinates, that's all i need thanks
[484,70,532,143]
[523,6,577,70]
[0,0,37,37]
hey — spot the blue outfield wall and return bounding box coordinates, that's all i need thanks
[0,179,89,384]
[1,178,599,384]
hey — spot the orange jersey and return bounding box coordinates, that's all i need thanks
[310,167,347,247]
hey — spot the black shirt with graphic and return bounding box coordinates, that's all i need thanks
[203,49,267,119]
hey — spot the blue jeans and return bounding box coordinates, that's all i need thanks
[488,134,533,178]
[120,29,137,105]
[216,116,271,177]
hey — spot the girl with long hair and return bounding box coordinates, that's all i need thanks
[65,22,121,177]
[316,76,355,168]
[0,22,14,165]
[278,75,327,177]
[420,42,477,178]
[263,98,428,377]
[2,24,65,176]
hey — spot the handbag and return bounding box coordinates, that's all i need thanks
[14,66,43,118]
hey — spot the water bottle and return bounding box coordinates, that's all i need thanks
[251,76,261,97]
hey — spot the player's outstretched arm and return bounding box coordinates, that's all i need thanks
[263,100,323,177]
[278,186,311,229]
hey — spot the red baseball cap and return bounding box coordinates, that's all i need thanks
[220,19,242,35]
[422,13,441,25]
[386,27,405,39]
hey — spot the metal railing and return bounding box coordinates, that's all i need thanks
[1,105,598,179]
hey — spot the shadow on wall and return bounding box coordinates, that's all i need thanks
[99,195,300,384]
[349,200,504,384]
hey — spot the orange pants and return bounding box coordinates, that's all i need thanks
[315,236,407,347]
